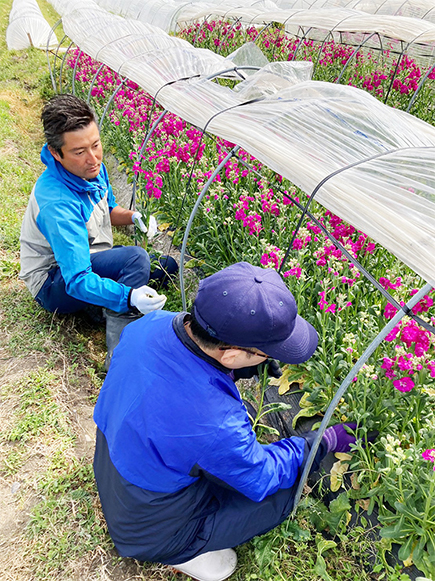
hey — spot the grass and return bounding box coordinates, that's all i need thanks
[0,1,402,580]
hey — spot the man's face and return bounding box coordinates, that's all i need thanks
[49,121,103,180]
[222,347,270,369]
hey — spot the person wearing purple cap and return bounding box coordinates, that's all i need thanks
[93,262,362,581]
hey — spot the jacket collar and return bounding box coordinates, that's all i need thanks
[41,143,107,196]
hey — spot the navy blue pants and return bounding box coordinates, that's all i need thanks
[94,428,327,565]
[35,246,176,314]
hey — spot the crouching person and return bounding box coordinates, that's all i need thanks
[19,94,178,369]
[93,262,359,581]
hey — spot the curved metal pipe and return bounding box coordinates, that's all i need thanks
[86,62,106,104]
[70,46,81,96]
[131,109,168,212]
[179,147,240,309]
[98,79,127,131]
[46,18,62,93]
[53,34,68,94]
[335,32,378,84]
[217,17,242,55]
[312,14,355,78]
[193,15,212,46]
[406,63,435,114]
[292,281,433,513]
[291,27,312,62]
[383,41,407,104]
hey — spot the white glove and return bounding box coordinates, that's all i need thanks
[132,211,147,233]
[130,285,167,315]
[147,215,158,240]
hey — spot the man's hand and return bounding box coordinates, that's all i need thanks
[130,285,167,315]
[232,359,282,381]
[132,213,158,241]
[147,215,158,240]
[322,423,378,454]
[132,211,147,233]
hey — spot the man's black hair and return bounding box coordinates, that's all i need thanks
[41,94,98,158]
[188,312,231,350]
[188,313,257,359]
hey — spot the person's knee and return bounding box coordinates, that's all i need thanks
[117,246,151,288]
[128,245,149,263]
[148,254,179,287]
[159,255,178,276]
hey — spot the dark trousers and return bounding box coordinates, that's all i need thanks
[35,246,154,314]
[94,428,325,565]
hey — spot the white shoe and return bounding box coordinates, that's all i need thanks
[173,548,237,581]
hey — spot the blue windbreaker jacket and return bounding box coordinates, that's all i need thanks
[19,144,131,312]
[94,310,306,503]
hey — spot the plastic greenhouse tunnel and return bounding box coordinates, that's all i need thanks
[45,0,435,575]
[6,0,58,50]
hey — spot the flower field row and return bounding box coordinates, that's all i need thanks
[65,21,435,577]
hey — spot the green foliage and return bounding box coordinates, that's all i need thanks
[3,369,72,443]
[27,458,111,578]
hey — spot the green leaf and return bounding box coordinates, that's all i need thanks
[412,535,427,564]
[292,407,320,429]
[316,537,337,556]
[329,492,351,514]
[184,258,205,269]
[314,554,333,581]
[398,534,415,562]
[379,517,412,540]
[255,423,280,436]
[284,520,312,542]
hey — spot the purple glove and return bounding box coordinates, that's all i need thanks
[322,423,358,453]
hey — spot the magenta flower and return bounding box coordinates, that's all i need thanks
[385,326,400,341]
[381,357,396,370]
[397,355,413,372]
[384,303,398,320]
[393,377,415,392]
[401,323,421,347]
[422,449,435,467]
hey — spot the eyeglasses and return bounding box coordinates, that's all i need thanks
[219,346,270,360]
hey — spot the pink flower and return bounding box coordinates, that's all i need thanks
[385,326,400,341]
[381,357,396,370]
[397,355,413,371]
[384,303,398,320]
[422,449,435,466]
[393,377,415,392]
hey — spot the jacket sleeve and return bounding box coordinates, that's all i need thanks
[196,405,307,502]
[36,198,130,312]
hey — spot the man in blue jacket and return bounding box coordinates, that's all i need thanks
[19,94,177,367]
[93,262,360,581]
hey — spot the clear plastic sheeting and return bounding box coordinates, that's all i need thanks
[224,42,269,76]
[174,5,435,46]
[63,8,234,93]
[233,61,313,97]
[6,0,58,50]
[59,7,435,285]
[88,0,435,43]
[274,0,435,23]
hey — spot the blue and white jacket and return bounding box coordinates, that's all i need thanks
[19,144,131,312]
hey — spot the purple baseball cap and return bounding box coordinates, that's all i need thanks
[193,262,318,364]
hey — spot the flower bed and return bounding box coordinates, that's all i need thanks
[64,22,435,577]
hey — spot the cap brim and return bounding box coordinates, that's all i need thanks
[256,315,318,364]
